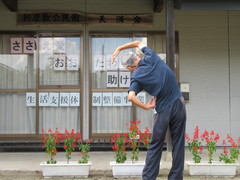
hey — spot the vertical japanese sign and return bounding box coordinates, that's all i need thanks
[70,93,80,106]
[119,71,131,87]
[48,93,59,107]
[59,93,70,106]
[112,93,122,106]
[40,38,53,53]
[92,92,102,106]
[122,92,132,106]
[26,92,36,106]
[137,92,146,104]
[67,55,79,70]
[94,54,105,71]
[11,38,22,54]
[102,92,112,106]
[23,38,35,53]
[54,54,66,70]
[53,38,65,53]
[107,71,118,87]
[39,93,49,106]
[106,54,118,70]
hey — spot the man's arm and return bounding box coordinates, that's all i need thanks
[128,91,156,110]
[112,41,145,64]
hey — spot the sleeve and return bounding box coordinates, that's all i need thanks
[128,78,143,95]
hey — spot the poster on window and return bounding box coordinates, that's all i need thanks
[107,71,118,88]
[26,92,36,106]
[119,71,131,87]
[158,54,166,63]
[53,38,65,53]
[67,55,79,70]
[122,92,132,106]
[48,93,59,107]
[92,92,102,106]
[40,38,53,53]
[93,54,105,71]
[11,38,22,54]
[106,54,118,70]
[112,93,122,106]
[39,92,49,106]
[137,92,146,104]
[70,93,80,106]
[102,92,112,106]
[59,93,70,106]
[23,38,35,54]
[54,54,66,70]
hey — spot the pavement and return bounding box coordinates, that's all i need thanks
[0,148,239,179]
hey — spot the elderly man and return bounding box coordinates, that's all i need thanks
[112,41,186,180]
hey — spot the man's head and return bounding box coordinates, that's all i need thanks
[121,52,140,71]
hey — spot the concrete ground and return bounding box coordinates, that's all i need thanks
[0,148,239,179]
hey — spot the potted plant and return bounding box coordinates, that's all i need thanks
[186,126,239,177]
[40,129,92,178]
[110,121,151,178]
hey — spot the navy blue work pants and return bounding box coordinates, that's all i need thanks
[142,97,186,180]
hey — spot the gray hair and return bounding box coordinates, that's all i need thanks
[121,52,138,68]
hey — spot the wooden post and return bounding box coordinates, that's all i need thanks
[165,0,175,162]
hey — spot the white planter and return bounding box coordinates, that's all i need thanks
[110,161,145,178]
[40,161,91,178]
[186,161,239,177]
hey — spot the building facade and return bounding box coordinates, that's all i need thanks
[0,0,239,142]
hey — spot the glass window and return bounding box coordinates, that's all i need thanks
[91,35,151,134]
[0,93,36,134]
[39,37,81,86]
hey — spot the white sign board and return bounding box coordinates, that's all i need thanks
[106,54,118,70]
[92,92,102,106]
[119,71,131,87]
[54,54,66,70]
[102,92,112,106]
[53,38,65,53]
[67,55,79,70]
[59,93,70,106]
[137,92,146,104]
[26,92,36,106]
[11,38,22,54]
[23,38,35,54]
[107,71,118,87]
[48,93,59,107]
[122,92,132,106]
[70,93,80,106]
[40,38,53,53]
[39,92,49,106]
[93,54,105,71]
[112,93,122,106]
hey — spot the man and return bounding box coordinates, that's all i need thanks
[112,41,186,180]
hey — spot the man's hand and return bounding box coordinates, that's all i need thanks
[112,48,120,64]
[146,97,156,109]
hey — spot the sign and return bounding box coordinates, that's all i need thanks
[67,55,79,70]
[93,54,105,71]
[26,92,36,106]
[92,92,102,106]
[11,38,22,54]
[59,93,70,106]
[102,92,112,106]
[112,93,122,106]
[137,92,146,104]
[122,92,132,106]
[39,92,49,106]
[40,38,53,53]
[107,71,118,88]
[119,71,131,87]
[48,93,59,107]
[53,38,65,53]
[106,54,118,70]
[70,93,80,106]
[23,38,35,53]
[54,54,66,70]
[17,11,153,26]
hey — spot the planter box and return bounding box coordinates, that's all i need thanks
[110,161,145,178]
[186,161,239,177]
[40,161,91,178]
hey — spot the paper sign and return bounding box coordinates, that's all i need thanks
[11,38,22,54]
[67,55,79,70]
[59,93,70,106]
[122,92,132,106]
[107,71,118,87]
[53,38,65,53]
[137,92,146,104]
[112,93,122,106]
[39,92,49,106]
[106,54,118,70]
[92,92,102,106]
[26,92,36,106]
[23,38,35,54]
[102,92,112,106]
[93,54,105,71]
[119,71,131,87]
[54,54,66,70]
[48,93,59,106]
[70,93,80,106]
